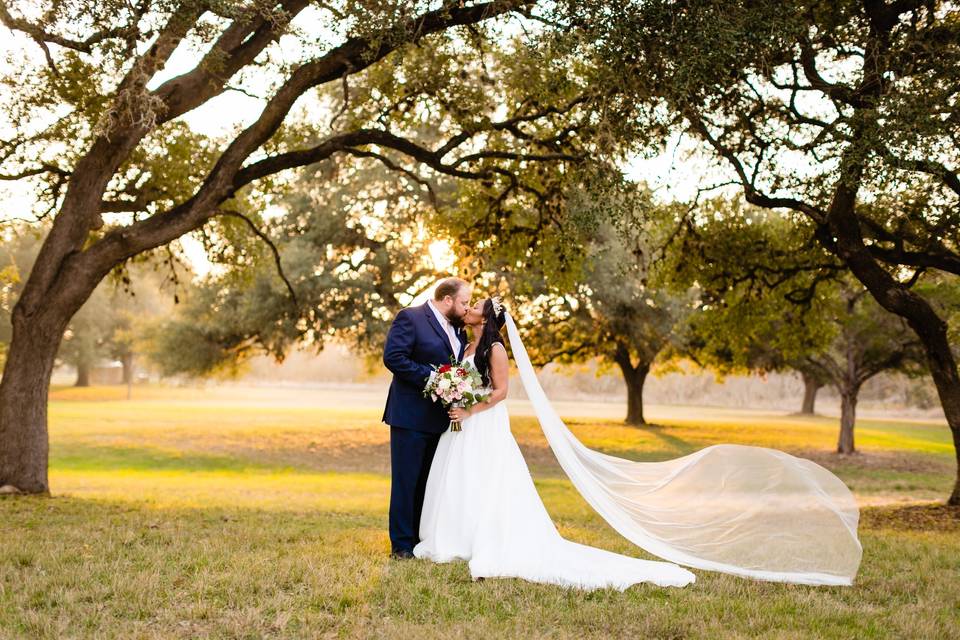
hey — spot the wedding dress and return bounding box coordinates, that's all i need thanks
[415,314,862,588]
[413,349,697,590]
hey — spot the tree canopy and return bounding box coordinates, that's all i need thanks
[584,0,960,503]
[0,0,635,494]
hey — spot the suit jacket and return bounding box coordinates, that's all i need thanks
[382,303,467,433]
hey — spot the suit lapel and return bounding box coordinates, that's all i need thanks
[422,303,454,358]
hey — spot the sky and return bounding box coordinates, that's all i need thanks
[0,5,718,279]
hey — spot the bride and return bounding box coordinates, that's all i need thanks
[414,297,696,589]
[414,296,862,589]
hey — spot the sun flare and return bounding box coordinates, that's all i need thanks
[428,239,456,272]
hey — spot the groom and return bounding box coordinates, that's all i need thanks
[382,277,471,558]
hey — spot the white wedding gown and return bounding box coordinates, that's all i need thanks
[413,314,862,588]
[413,350,696,590]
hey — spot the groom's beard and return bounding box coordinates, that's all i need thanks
[445,309,466,330]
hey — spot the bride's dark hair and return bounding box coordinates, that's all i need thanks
[474,298,507,386]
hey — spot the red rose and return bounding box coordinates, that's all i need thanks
[456,368,466,376]
[438,364,452,373]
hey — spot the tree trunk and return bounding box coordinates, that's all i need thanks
[917,330,960,505]
[0,311,70,494]
[837,390,857,454]
[121,352,134,385]
[823,174,960,503]
[617,358,650,426]
[840,254,960,500]
[625,367,649,425]
[800,373,821,415]
[75,361,91,387]
[0,253,99,494]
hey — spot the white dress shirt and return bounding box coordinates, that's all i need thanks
[427,299,461,356]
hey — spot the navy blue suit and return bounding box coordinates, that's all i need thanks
[382,303,466,553]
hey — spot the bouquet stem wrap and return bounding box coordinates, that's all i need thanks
[449,401,464,432]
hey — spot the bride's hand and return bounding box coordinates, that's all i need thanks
[448,406,471,421]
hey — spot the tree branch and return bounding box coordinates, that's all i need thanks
[153,0,309,126]
[435,94,593,157]
[686,111,827,222]
[863,0,928,33]
[866,243,960,276]
[215,208,298,308]
[798,38,865,108]
[232,128,494,191]
[450,149,582,168]
[79,1,529,277]
[0,2,140,53]
[340,148,440,209]
[328,63,352,130]
[882,153,960,197]
[0,163,69,180]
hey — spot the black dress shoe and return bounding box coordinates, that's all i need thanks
[390,549,415,560]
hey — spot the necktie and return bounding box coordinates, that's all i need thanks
[446,322,460,356]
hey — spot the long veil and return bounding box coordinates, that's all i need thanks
[504,313,862,586]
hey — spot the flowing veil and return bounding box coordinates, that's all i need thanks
[504,313,862,586]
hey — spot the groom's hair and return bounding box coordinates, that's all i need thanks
[434,277,468,301]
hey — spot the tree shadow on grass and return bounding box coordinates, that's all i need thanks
[861,504,960,532]
[645,427,695,457]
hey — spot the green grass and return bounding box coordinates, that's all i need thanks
[1,385,958,639]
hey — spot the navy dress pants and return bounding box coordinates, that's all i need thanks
[389,426,442,553]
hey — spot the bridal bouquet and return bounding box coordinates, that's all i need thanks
[423,358,489,432]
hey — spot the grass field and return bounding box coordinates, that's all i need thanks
[1,384,958,639]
